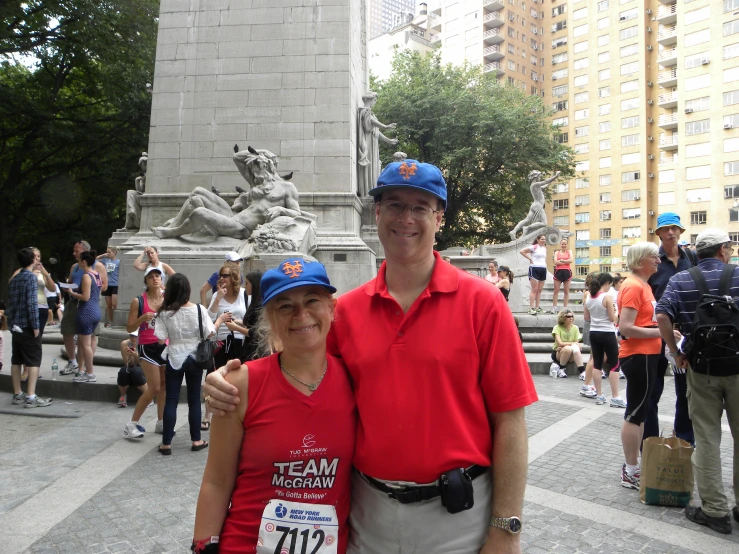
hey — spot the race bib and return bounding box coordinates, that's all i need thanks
[257,499,338,554]
[651,300,657,323]
[106,262,117,273]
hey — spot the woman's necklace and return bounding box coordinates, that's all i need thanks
[280,360,328,392]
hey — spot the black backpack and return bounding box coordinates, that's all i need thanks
[682,264,739,377]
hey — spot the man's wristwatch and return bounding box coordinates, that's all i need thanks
[490,515,522,534]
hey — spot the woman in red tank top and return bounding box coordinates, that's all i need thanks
[193,259,356,554]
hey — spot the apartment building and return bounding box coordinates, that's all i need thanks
[423,0,550,96]
[546,0,739,274]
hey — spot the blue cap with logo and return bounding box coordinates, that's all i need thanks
[655,212,686,232]
[261,258,337,305]
[368,160,447,207]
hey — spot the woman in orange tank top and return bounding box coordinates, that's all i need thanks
[193,259,357,554]
[551,238,573,314]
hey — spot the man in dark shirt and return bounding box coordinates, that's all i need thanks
[8,248,52,408]
[645,213,695,445]
[656,229,739,534]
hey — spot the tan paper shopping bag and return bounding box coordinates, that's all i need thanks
[639,435,694,507]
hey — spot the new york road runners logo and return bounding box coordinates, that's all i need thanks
[281,260,303,278]
[398,162,417,180]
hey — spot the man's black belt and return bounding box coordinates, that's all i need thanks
[361,465,488,504]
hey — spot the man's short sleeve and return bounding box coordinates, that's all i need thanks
[207,272,219,289]
[656,281,678,320]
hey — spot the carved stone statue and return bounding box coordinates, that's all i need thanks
[509,170,561,240]
[124,152,147,229]
[357,91,398,197]
[152,147,316,257]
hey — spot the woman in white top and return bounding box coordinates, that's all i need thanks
[155,273,226,455]
[133,245,175,285]
[484,260,499,284]
[520,234,548,315]
[205,263,250,428]
[583,273,625,408]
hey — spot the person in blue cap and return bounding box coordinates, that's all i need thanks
[645,212,696,447]
[205,159,537,554]
[193,258,356,554]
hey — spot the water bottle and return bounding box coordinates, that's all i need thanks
[51,358,59,380]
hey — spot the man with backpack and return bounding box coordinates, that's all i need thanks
[656,228,739,534]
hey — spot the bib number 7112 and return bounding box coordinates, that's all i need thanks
[274,526,325,554]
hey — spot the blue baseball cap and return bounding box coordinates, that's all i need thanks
[655,212,686,232]
[368,160,447,207]
[261,258,337,305]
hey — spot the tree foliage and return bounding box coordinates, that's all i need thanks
[372,50,575,250]
[0,1,158,295]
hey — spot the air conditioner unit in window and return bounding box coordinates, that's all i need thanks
[649,211,655,215]
[648,173,655,178]
[701,57,710,65]
[649,229,655,234]
[620,16,626,21]
[648,136,654,141]
[647,27,652,33]
[647,45,653,51]
[647,99,654,105]
[685,108,694,114]
[533,76,538,82]
[648,155,654,160]
[725,123,735,130]
[533,44,538,50]
[647,81,653,86]
[648,118,654,123]
[646,9,652,15]
[552,75,557,80]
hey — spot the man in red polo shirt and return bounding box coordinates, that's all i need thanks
[205,160,538,554]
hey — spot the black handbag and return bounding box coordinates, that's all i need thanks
[193,304,215,371]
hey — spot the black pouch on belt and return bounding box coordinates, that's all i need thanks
[439,467,474,514]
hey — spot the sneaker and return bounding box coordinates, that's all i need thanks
[536,307,545,313]
[118,396,127,408]
[549,308,557,314]
[25,396,52,409]
[528,308,537,315]
[579,372,585,381]
[619,369,626,380]
[610,397,627,408]
[684,506,732,534]
[73,372,96,383]
[621,464,640,490]
[123,422,144,439]
[549,363,559,377]
[136,424,146,433]
[12,392,27,405]
[59,361,77,376]
[155,420,164,434]
[557,369,568,378]
[580,386,597,398]
[601,370,608,379]
[595,394,607,405]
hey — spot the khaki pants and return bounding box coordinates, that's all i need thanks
[347,470,492,554]
[686,370,739,518]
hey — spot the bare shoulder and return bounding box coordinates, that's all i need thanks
[225,363,249,396]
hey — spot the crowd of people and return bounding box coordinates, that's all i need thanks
[3,158,738,549]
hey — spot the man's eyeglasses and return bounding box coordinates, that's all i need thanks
[219,273,231,278]
[377,200,441,221]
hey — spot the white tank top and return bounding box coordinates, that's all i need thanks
[530,244,547,267]
[586,293,615,333]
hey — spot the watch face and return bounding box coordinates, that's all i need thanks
[509,518,522,533]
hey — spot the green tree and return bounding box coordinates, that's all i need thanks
[372,50,575,250]
[0,1,158,295]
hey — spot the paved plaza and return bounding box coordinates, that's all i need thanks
[1,370,735,554]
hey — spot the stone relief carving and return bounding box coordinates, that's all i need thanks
[357,91,398,197]
[509,170,561,240]
[123,152,147,230]
[151,146,316,256]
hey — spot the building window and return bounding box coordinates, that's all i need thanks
[600,246,612,257]
[622,189,641,201]
[600,265,612,273]
[599,121,611,133]
[552,100,568,112]
[552,116,569,126]
[576,266,589,276]
[621,116,639,129]
[599,104,611,116]
[600,192,612,203]
[600,175,611,186]
[597,0,610,12]
[621,134,639,147]
[552,68,568,80]
[598,68,611,81]
[622,171,640,183]
[551,85,569,97]
[724,90,739,106]
[622,208,641,219]
[597,34,610,47]
[554,182,569,194]
[619,8,638,22]
[552,20,567,33]
[621,97,639,111]
[724,19,739,37]
[725,161,739,176]
[575,109,589,120]
[574,143,590,154]
[574,92,589,104]
[599,139,611,151]
[685,51,711,69]
[576,247,589,258]
[731,208,739,222]
[600,157,612,168]
[598,51,610,64]
[575,178,590,189]
[725,184,739,198]
[620,43,638,58]
[575,126,589,137]
[574,75,589,87]
[623,226,641,238]
[573,57,589,70]
[554,133,569,144]
[620,79,638,93]
[620,61,638,76]
[599,86,611,98]
[600,228,612,239]
[623,245,631,258]
[730,232,739,242]
[726,1,739,14]
[552,52,568,64]
[724,42,739,60]
[553,216,569,226]
[619,26,638,40]
[553,199,569,210]
[690,211,707,225]
[685,97,710,112]
[691,234,699,244]
[552,5,567,17]
[575,194,590,206]
[600,211,612,221]
[575,212,590,223]
[576,230,590,240]
[552,36,568,49]
[686,119,710,135]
